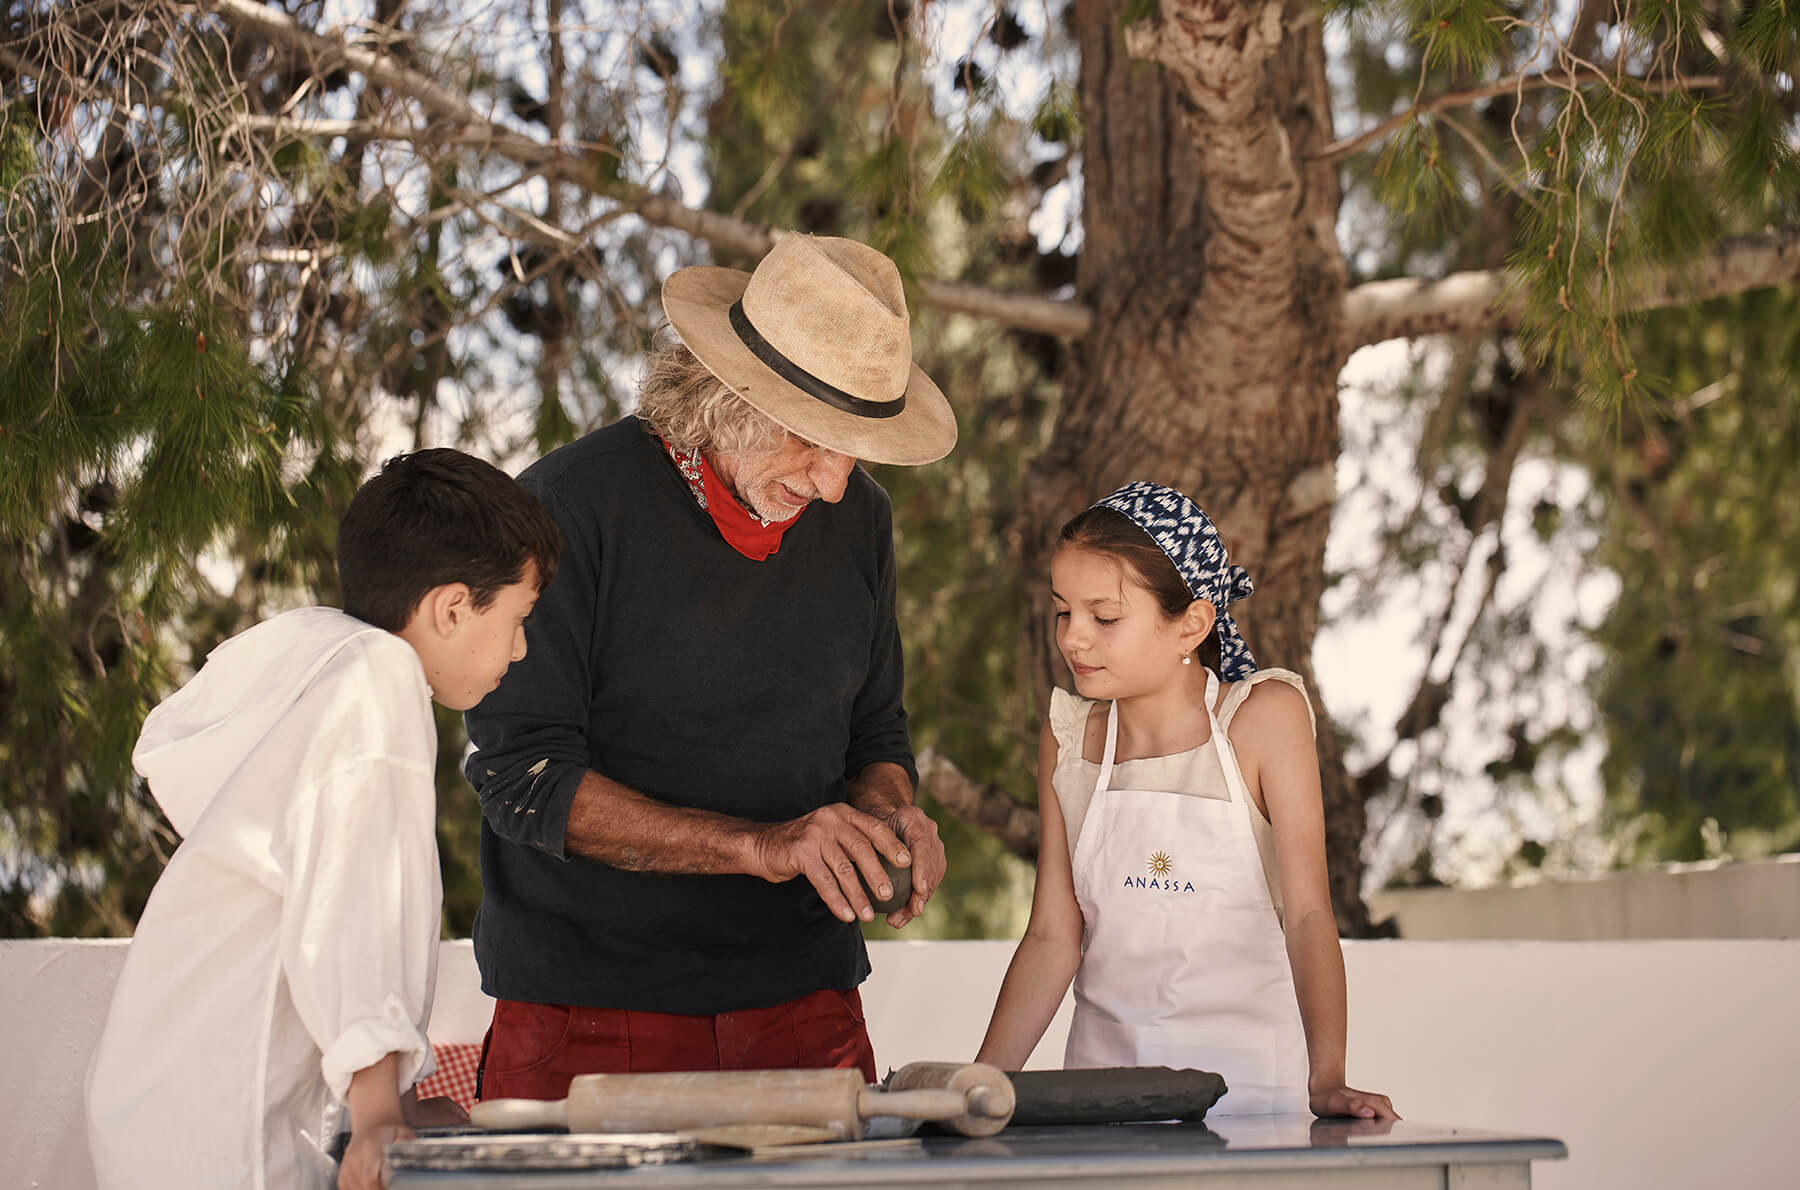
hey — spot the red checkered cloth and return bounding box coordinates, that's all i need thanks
[415,1041,482,1113]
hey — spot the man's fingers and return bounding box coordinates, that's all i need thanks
[812,812,891,917]
[802,854,863,923]
[774,805,945,924]
[827,849,881,921]
[885,806,944,893]
[850,810,907,866]
[834,830,897,905]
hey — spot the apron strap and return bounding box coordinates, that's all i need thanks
[1095,699,1121,795]
[1095,670,1229,797]
[1202,668,1254,810]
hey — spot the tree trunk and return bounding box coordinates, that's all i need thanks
[1025,0,1381,934]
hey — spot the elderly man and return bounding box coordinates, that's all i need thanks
[464,234,956,1098]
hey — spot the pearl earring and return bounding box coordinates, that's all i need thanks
[1181,655,1192,665]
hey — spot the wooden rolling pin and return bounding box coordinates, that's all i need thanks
[471,1062,1014,1141]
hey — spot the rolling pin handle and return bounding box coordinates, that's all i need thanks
[966,1085,1011,1119]
[873,1062,1017,1137]
[857,1087,969,1120]
[468,1097,570,1132]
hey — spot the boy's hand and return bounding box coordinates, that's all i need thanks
[406,1094,471,1128]
[340,1121,412,1190]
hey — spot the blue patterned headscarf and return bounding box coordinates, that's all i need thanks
[1092,480,1258,681]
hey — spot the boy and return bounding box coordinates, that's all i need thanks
[84,449,561,1190]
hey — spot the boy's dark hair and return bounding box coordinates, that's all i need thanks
[337,449,562,632]
[1058,504,1222,672]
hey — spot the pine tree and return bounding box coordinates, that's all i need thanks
[3,0,1796,935]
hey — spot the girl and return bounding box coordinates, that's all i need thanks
[976,481,1396,1119]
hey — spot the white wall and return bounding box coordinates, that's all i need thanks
[1367,854,1800,940]
[7,938,1796,1190]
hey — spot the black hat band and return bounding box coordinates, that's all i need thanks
[728,300,906,420]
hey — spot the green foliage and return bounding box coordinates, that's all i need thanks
[0,103,37,193]
[0,228,304,933]
[931,128,1008,221]
[1029,80,1081,146]
[1720,87,1800,217]
[1624,0,1711,49]
[1120,0,1161,28]
[718,4,814,132]
[9,0,1799,936]
[1585,290,1800,863]
[1374,117,1472,227]
[851,135,919,216]
[1409,0,1511,74]
[1730,0,1800,71]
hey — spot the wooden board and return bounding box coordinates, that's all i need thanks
[385,1132,706,1172]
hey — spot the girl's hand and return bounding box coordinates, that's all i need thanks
[1309,1083,1399,1120]
[340,1121,413,1190]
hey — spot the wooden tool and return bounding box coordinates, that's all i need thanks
[471,1062,1015,1141]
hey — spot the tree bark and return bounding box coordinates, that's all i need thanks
[1022,0,1379,934]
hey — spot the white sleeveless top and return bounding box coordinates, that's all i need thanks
[1047,668,1315,922]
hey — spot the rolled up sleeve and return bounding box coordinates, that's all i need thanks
[280,752,441,1104]
[463,480,596,859]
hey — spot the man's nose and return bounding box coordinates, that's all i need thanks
[512,628,529,662]
[810,450,856,503]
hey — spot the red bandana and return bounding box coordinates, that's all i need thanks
[660,437,802,561]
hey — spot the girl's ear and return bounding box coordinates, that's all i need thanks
[1180,599,1217,651]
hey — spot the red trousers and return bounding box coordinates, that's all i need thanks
[477,988,878,1101]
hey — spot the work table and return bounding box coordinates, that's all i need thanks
[388,1115,1567,1188]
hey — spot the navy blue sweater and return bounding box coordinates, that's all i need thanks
[463,418,916,1013]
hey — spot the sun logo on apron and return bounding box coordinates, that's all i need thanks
[1148,851,1172,877]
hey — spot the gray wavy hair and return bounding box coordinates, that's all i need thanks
[635,326,787,457]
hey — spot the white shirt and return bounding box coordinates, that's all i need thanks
[86,608,442,1190]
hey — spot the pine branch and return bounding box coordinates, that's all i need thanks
[69,4,1800,353]
[1316,69,1726,162]
[205,0,1095,338]
[618,193,1095,336]
[1343,228,1800,349]
[208,0,547,162]
[915,747,1039,861]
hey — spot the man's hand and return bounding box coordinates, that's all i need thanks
[340,1121,411,1190]
[878,804,943,928]
[750,804,912,923]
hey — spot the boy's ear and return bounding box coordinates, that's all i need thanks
[416,583,475,636]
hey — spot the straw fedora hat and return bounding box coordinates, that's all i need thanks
[661,234,957,466]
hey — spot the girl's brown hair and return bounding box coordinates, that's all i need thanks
[1058,504,1221,671]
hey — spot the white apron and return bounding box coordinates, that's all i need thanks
[1064,669,1310,1115]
